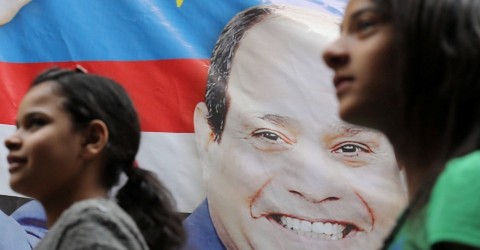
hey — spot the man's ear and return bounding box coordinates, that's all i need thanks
[82,119,109,159]
[194,102,216,180]
[194,102,215,155]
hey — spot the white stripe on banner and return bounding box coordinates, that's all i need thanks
[137,132,206,213]
[0,124,205,213]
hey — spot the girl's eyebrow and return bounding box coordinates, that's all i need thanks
[17,112,48,126]
[351,7,379,20]
[340,7,379,32]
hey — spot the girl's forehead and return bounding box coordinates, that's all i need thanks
[29,80,61,95]
[20,82,64,111]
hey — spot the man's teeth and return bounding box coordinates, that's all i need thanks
[280,216,346,240]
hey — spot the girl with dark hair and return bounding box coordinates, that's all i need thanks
[5,67,185,250]
[323,0,480,249]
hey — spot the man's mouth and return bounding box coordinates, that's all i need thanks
[268,214,361,240]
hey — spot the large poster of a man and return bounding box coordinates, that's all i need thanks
[184,5,408,250]
[0,1,408,249]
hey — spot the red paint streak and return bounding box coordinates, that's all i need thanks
[249,178,273,219]
[355,191,375,231]
[0,59,208,132]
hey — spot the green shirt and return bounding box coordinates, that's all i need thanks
[389,150,480,249]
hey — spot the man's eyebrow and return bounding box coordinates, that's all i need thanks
[258,114,292,128]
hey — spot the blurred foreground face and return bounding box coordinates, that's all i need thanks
[323,0,397,130]
[197,8,407,250]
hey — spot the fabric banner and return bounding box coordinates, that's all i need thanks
[0,0,346,212]
[0,0,408,249]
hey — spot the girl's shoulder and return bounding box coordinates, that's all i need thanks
[36,198,149,250]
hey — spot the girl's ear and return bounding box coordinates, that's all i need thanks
[82,119,109,159]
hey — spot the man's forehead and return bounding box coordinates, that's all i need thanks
[274,6,340,38]
[237,6,339,49]
[328,123,379,137]
[230,14,336,85]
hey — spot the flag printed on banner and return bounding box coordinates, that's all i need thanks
[0,0,263,212]
[0,0,347,213]
[0,0,264,133]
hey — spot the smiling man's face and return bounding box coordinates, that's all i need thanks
[196,9,407,250]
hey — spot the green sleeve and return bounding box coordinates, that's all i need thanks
[427,151,480,248]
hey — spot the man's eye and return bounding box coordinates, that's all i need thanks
[248,128,294,151]
[253,131,280,141]
[331,142,372,156]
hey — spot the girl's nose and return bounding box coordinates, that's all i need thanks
[323,38,349,70]
[5,133,22,151]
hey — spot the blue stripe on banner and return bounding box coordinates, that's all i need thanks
[0,0,261,62]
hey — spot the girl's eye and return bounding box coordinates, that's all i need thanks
[349,10,383,37]
[357,19,377,32]
[26,117,48,130]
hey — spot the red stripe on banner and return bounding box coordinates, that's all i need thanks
[0,60,208,132]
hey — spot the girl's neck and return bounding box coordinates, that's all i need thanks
[403,162,435,200]
[393,145,445,201]
[41,160,109,228]
[385,129,445,201]
[41,186,107,228]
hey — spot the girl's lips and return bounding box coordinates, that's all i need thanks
[333,76,354,97]
[7,155,27,172]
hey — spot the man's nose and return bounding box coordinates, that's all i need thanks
[285,147,347,203]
